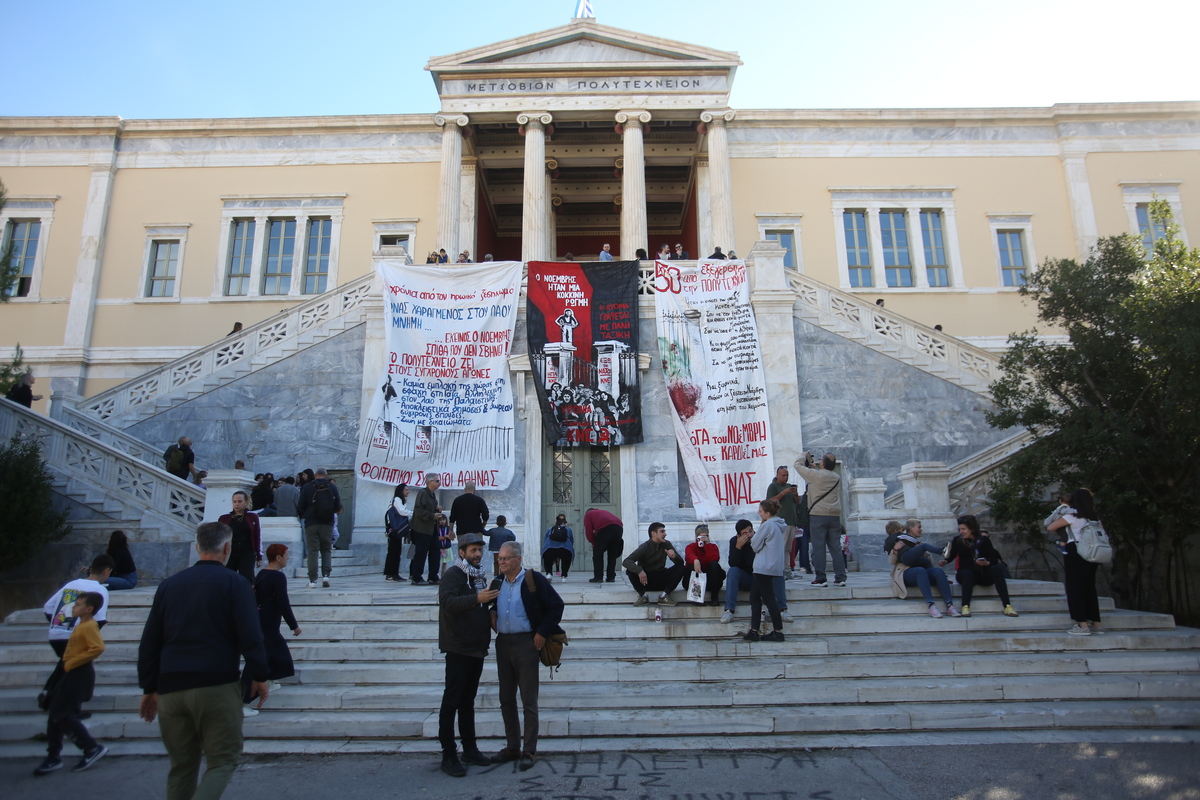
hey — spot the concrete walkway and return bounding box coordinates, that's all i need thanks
[4,742,1200,800]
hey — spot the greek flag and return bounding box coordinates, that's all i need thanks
[574,0,595,18]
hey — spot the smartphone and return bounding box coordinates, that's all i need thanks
[488,577,503,593]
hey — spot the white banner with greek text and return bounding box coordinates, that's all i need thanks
[356,259,522,489]
[653,260,774,519]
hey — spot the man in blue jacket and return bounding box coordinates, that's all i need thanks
[137,522,270,800]
[489,541,564,771]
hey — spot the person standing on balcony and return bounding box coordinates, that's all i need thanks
[598,243,613,261]
[673,243,689,260]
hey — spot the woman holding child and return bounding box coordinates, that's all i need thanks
[886,519,960,618]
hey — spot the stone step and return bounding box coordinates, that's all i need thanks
[4,699,1200,743]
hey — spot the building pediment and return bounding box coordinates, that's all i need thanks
[427,18,740,116]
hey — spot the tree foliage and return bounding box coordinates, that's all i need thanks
[0,434,72,567]
[986,201,1200,621]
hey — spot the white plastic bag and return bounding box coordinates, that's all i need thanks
[687,571,707,604]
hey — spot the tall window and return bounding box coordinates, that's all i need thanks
[997,231,1026,286]
[225,219,255,296]
[879,211,912,287]
[4,220,40,297]
[920,211,948,287]
[262,219,295,295]
[304,218,332,294]
[1135,203,1169,252]
[764,229,796,268]
[843,211,872,287]
[146,240,179,297]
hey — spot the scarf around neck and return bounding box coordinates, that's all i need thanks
[455,556,488,590]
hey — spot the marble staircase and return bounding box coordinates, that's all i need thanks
[2,574,1197,756]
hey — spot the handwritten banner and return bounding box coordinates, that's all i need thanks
[526,260,643,447]
[356,259,522,489]
[653,259,774,519]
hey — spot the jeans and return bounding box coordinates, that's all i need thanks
[899,542,943,568]
[1063,543,1101,623]
[724,566,787,612]
[409,532,440,582]
[789,528,811,571]
[305,523,334,582]
[749,573,783,632]
[157,682,244,800]
[591,524,624,580]
[439,652,484,755]
[902,565,954,605]
[956,564,1011,606]
[105,571,138,590]
[810,514,845,582]
[542,548,573,577]
[495,632,541,754]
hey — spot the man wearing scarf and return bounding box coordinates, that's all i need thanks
[436,533,499,777]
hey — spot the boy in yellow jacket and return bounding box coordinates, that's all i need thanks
[34,591,108,775]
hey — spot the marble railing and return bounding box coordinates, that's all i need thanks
[54,403,167,469]
[785,269,1002,393]
[0,402,206,530]
[885,429,1034,516]
[80,273,375,426]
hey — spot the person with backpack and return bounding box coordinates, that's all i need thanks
[297,468,341,589]
[163,437,198,481]
[384,483,411,582]
[541,514,574,583]
[939,515,1017,618]
[1047,488,1104,635]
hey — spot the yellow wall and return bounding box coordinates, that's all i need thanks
[1084,150,1200,239]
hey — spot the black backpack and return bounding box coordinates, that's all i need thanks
[164,444,187,476]
[549,525,570,543]
[312,482,336,524]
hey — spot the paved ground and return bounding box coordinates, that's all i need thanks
[4,743,1199,800]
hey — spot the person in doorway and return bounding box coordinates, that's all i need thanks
[684,524,725,605]
[490,541,564,771]
[622,523,687,607]
[104,531,138,590]
[437,533,499,777]
[5,371,42,407]
[218,491,261,583]
[584,507,624,583]
[657,243,672,260]
[793,451,845,587]
[541,514,574,582]
[241,544,301,717]
[598,243,613,261]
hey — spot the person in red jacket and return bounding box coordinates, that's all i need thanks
[583,508,624,583]
[218,491,261,582]
[684,524,726,605]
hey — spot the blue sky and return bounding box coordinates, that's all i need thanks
[2,0,1196,119]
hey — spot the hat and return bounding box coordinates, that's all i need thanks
[457,533,485,548]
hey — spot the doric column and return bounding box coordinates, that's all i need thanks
[459,157,477,262]
[702,110,736,256]
[695,155,712,260]
[519,113,552,262]
[616,110,650,260]
[435,113,469,260]
[545,162,556,259]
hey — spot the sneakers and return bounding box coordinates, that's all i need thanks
[322,577,331,588]
[743,629,760,642]
[1068,624,1092,635]
[588,577,603,583]
[72,745,108,772]
[927,603,943,618]
[412,577,426,585]
[946,605,962,617]
[633,595,649,607]
[269,681,283,692]
[1090,623,1105,634]
[559,575,567,583]
[961,604,971,617]
[33,757,62,775]
[720,610,734,623]
[1003,605,1019,617]
[810,579,827,587]
[305,581,317,589]
[761,630,785,642]
[780,610,795,623]
[832,579,847,587]
[657,593,677,606]
[441,753,467,778]
[243,706,259,717]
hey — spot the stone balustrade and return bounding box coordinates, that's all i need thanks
[78,272,376,427]
[884,429,1034,517]
[49,396,166,470]
[0,402,206,534]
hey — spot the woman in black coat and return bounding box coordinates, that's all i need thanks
[242,543,301,715]
[941,514,1018,618]
[104,530,138,590]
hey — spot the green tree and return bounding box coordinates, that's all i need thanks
[0,179,18,301]
[0,434,72,567]
[986,200,1200,622]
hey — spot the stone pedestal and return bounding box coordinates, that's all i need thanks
[260,517,304,554]
[353,260,393,551]
[897,461,957,538]
[846,477,895,572]
[617,110,650,260]
[520,113,552,262]
[748,239,802,469]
